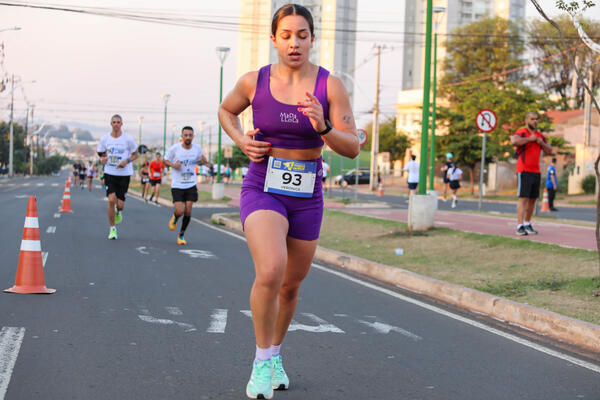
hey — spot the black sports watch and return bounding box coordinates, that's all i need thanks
[317,119,332,136]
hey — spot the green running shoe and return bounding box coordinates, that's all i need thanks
[114,211,123,225]
[108,227,117,240]
[246,359,273,399]
[271,354,289,390]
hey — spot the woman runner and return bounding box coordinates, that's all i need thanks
[140,162,151,201]
[218,4,358,399]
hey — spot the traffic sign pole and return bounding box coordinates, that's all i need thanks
[355,129,368,201]
[475,109,497,212]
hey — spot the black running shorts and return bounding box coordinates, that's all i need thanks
[171,186,198,203]
[104,174,131,201]
[150,179,162,186]
[517,172,541,199]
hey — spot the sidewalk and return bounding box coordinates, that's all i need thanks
[197,183,597,251]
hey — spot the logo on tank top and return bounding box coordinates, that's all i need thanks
[280,112,299,124]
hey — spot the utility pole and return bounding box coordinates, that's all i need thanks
[24,105,31,175]
[29,105,35,175]
[418,0,434,195]
[8,74,14,177]
[208,126,212,163]
[569,55,579,109]
[369,44,382,191]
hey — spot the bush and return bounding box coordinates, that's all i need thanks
[581,174,596,194]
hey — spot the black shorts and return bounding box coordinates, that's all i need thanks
[449,180,460,190]
[104,174,131,201]
[79,174,86,180]
[517,172,541,199]
[171,186,198,203]
[408,182,418,190]
[443,177,450,184]
[150,179,161,186]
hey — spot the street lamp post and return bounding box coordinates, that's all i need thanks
[418,0,434,195]
[0,26,21,33]
[161,94,170,157]
[213,46,230,200]
[429,7,446,191]
[198,120,204,152]
[8,75,14,177]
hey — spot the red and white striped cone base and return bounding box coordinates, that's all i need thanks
[60,181,73,213]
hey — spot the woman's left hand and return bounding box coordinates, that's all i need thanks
[298,92,326,132]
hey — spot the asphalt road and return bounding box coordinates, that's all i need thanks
[0,173,598,399]
[327,187,596,223]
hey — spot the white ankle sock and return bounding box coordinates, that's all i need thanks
[524,221,531,226]
[255,345,271,362]
[271,344,281,357]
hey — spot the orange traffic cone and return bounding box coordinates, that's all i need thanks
[5,196,55,294]
[378,182,384,197]
[60,180,73,213]
[541,188,550,212]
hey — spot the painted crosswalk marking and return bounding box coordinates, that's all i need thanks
[207,309,228,333]
[0,327,26,400]
[137,315,196,332]
[53,213,60,218]
[356,318,421,341]
[241,310,344,333]
[165,307,183,316]
[46,226,56,234]
[42,252,48,267]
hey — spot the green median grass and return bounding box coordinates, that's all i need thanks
[315,210,599,325]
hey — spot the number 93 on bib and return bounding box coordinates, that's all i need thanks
[264,156,317,198]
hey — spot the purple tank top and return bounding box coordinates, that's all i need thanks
[252,64,329,149]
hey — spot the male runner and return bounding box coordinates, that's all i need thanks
[86,160,95,192]
[148,152,165,204]
[164,126,206,245]
[97,114,138,240]
[78,161,86,189]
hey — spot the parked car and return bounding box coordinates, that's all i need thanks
[334,168,371,186]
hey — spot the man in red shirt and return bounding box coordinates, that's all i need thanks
[148,152,165,205]
[511,112,553,236]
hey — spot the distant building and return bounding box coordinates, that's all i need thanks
[237,0,357,132]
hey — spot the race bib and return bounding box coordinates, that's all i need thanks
[181,171,195,184]
[153,172,161,178]
[108,155,121,167]
[264,157,317,198]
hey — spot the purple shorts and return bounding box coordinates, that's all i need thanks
[240,157,324,241]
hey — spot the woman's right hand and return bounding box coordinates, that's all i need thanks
[238,128,271,162]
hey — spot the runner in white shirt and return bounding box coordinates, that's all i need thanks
[447,162,463,208]
[86,160,95,192]
[97,114,138,240]
[164,126,207,245]
[403,155,420,195]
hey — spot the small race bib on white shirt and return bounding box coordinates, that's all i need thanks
[264,156,317,198]
[165,143,203,189]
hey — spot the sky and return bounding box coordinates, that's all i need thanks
[0,0,599,147]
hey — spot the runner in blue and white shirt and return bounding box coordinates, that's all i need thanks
[164,126,207,245]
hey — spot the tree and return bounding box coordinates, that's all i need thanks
[215,145,249,170]
[528,15,600,110]
[362,117,411,162]
[0,121,28,173]
[437,18,557,193]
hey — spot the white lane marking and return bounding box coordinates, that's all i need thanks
[24,217,38,228]
[241,310,344,333]
[0,327,26,400]
[356,319,422,341]
[207,309,228,333]
[137,315,196,332]
[14,195,28,199]
[197,219,600,374]
[51,183,59,187]
[22,183,30,187]
[165,307,183,316]
[46,226,56,234]
[95,185,102,189]
[36,183,44,187]
[178,249,216,259]
[135,246,149,255]
[42,252,48,267]
[53,213,60,218]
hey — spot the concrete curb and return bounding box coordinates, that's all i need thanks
[211,213,600,354]
[127,189,232,208]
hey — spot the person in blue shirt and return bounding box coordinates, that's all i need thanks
[546,157,558,211]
